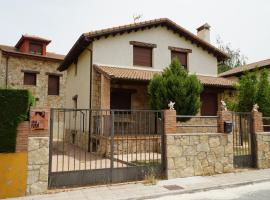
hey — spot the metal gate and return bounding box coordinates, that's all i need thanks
[232,112,255,168]
[48,109,165,188]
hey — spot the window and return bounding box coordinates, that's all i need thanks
[48,75,60,95]
[29,42,42,55]
[110,90,131,109]
[24,72,36,85]
[133,46,152,67]
[171,51,188,69]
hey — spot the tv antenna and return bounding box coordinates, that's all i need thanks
[133,14,143,23]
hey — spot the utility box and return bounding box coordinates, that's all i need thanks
[224,121,232,133]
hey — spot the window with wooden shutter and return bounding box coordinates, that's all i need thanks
[133,46,152,67]
[48,75,60,95]
[24,72,36,85]
[171,51,188,70]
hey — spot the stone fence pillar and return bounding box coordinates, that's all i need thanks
[252,110,270,169]
[26,108,50,195]
[217,110,232,133]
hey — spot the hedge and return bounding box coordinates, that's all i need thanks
[0,89,34,152]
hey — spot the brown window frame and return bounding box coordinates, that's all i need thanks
[29,42,43,55]
[48,75,60,96]
[23,72,37,86]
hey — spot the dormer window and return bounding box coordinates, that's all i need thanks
[29,42,43,55]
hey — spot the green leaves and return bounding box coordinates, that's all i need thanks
[148,59,203,117]
[0,89,34,152]
[229,69,270,116]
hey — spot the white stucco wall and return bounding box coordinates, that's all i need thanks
[92,26,218,76]
[65,49,91,109]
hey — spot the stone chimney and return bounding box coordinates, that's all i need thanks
[197,23,211,43]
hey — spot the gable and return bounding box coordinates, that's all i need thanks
[92,26,218,76]
[58,18,228,71]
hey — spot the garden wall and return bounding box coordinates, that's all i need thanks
[166,133,234,178]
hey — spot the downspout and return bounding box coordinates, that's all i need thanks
[5,55,9,88]
[86,47,93,152]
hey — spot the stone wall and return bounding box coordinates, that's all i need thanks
[166,133,233,178]
[255,132,270,169]
[27,136,49,195]
[0,55,66,108]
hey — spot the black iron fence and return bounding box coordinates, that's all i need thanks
[176,115,218,133]
[262,116,270,132]
[232,112,255,168]
[48,109,165,188]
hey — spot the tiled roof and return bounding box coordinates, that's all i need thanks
[15,34,51,48]
[58,18,229,71]
[219,58,270,77]
[0,44,64,61]
[94,65,236,88]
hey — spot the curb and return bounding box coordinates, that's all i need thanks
[124,178,270,200]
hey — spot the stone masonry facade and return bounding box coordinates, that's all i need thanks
[0,55,66,108]
[166,133,234,178]
[255,132,270,169]
[27,136,49,195]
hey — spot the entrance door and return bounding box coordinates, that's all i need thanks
[200,92,218,116]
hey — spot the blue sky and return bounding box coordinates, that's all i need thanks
[0,0,269,63]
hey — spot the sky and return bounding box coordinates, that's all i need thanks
[0,0,269,63]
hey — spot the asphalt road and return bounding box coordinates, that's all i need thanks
[147,181,270,200]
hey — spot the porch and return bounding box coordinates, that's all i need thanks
[94,65,235,115]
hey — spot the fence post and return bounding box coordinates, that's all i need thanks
[251,110,263,133]
[164,109,176,135]
[217,110,232,133]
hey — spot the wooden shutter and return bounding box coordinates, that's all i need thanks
[133,46,152,67]
[24,73,36,85]
[200,92,218,116]
[171,51,187,69]
[48,75,59,95]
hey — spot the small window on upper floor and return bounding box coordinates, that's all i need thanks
[29,42,42,55]
[48,75,60,95]
[130,41,156,67]
[171,51,188,70]
[24,72,37,86]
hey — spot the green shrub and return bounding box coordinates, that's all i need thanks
[0,89,34,152]
[148,59,203,120]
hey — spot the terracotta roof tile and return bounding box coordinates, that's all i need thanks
[219,58,270,77]
[94,65,236,88]
[0,44,64,61]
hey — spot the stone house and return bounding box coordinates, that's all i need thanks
[59,18,235,115]
[0,35,66,108]
[219,58,270,81]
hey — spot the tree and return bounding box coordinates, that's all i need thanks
[148,59,203,117]
[216,36,248,73]
[225,70,270,116]
[256,69,270,116]
[235,72,258,112]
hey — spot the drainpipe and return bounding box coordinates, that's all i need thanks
[5,55,9,88]
[86,48,93,152]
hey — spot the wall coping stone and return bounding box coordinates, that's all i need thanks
[172,132,229,136]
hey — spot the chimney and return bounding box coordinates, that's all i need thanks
[197,23,211,43]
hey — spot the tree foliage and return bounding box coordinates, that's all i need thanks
[216,36,248,73]
[148,59,203,117]
[226,69,270,116]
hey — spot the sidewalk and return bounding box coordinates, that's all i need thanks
[7,169,270,200]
